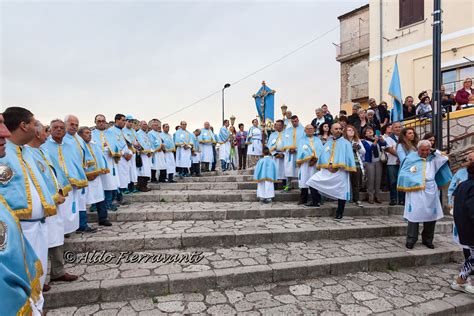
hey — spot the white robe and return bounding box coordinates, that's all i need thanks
[404,160,444,223]
[86,177,105,204]
[200,143,214,163]
[164,152,176,174]
[101,154,119,191]
[137,154,152,177]
[176,146,192,168]
[118,156,131,189]
[219,142,231,162]
[63,188,81,233]
[298,161,316,189]
[192,151,201,164]
[152,151,167,171]
[21,177,48,290]
[47,194,67,248]
[284,151,298,178]
[273,155,285,180]
[247,128,263,156]
[257,181,275,199]
[130,153,138,182]
[307,169,351,201]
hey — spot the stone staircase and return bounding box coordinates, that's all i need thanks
[46,170,474,314]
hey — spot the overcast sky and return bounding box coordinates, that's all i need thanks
[1,0,367,130]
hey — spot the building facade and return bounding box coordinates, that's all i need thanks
[368,0,473,105]
[336,4,370,113]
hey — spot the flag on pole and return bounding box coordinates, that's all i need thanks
[389,56,404,122]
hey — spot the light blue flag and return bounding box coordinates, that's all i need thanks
[254,84,275,123]
[389,56,403,122]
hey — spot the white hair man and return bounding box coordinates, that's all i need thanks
[397,139,452,249]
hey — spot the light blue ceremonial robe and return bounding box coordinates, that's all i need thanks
[198,128,216,144]
[0,198,43,315]
[216,127,230,144]
[64,133,95,169]
[160,132,176,152]
[296,135,324,165]
[448,167,468,247]
[317,136,356,172]
[191,133,200,152]
[148,130,163,152]
[448,168,467,206]
[86,141,109,175]
[106,126,128,156]
[246,126,263,156]
[253,156,277,182]
[25,146,69,204]
[42,136,89,189]
[0,141,57,219]
[397,151,452,192]
[268,131,284,154]
[92,128,123,158]
[136,129,154,154]
[398,151,452,222]
[174,129,193,147]
[282,124,304,151]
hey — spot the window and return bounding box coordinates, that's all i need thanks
[442,66,474,94]
[399,0,424,28]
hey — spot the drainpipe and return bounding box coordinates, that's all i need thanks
[379,0,383,102]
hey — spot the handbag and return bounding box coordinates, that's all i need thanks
[380,148,388,163]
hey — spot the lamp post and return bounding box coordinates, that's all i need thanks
[222,83,231,123]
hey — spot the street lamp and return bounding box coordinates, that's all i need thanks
[222,83,231,123]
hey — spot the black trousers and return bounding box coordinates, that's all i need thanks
[191,163,201,175]
[158,169,167,182]
[238,146,247,169]
[406,221,436,245]
[151,169,158,182]
[309,187,346,216]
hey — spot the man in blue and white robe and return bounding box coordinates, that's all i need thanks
[398,140,452,249]
[217,120,231,171]
[268,119,286,187]
[148,120,167,183]
[174,121,193,177]
[282,115,304,191]
[161,123,177,182]
[199,121,216,172]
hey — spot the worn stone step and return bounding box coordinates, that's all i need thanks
[66,216,453,253]
[199,169,254,176]
[45,262,474,315]
[88,202,405,222]
[176,175,254,183]
[44,235,461,309]
[123,190,391,203]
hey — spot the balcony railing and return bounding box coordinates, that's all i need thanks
[336,33,369,60]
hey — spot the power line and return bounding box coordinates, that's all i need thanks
[161,24,340,120]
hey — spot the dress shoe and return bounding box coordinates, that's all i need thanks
[422,242,435,249]
[367,199,374,204]
[334,214,343,220]
[374,198,382,204]
[42,284,51,292]
[305,202,320,208]
[76,226,98,233]
[99,220,112,226]
[51,273,78,282]
[405,242,414,249]
[108,205,118,212]
[398,201,405,206]
[389,200,397,206]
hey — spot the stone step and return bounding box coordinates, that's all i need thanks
[176,175,254,183]
[199,169,254,176]
[45,263,474,315]
[150,181,264,190]
[65,216,453,253]
[44,234,461,309]
[123,190,391,203]
[88,202,404,222]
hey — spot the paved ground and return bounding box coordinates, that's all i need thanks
[46,263,474,315]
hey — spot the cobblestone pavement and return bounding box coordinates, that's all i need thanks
[47,263,474,315]
[59,235,457,283]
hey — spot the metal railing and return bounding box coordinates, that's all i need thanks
[402,106,455,153]
[337,33,369,58]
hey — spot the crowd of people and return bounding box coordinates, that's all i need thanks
[1,93,473,314]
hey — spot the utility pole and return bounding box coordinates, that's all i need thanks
[432,0,443,149]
